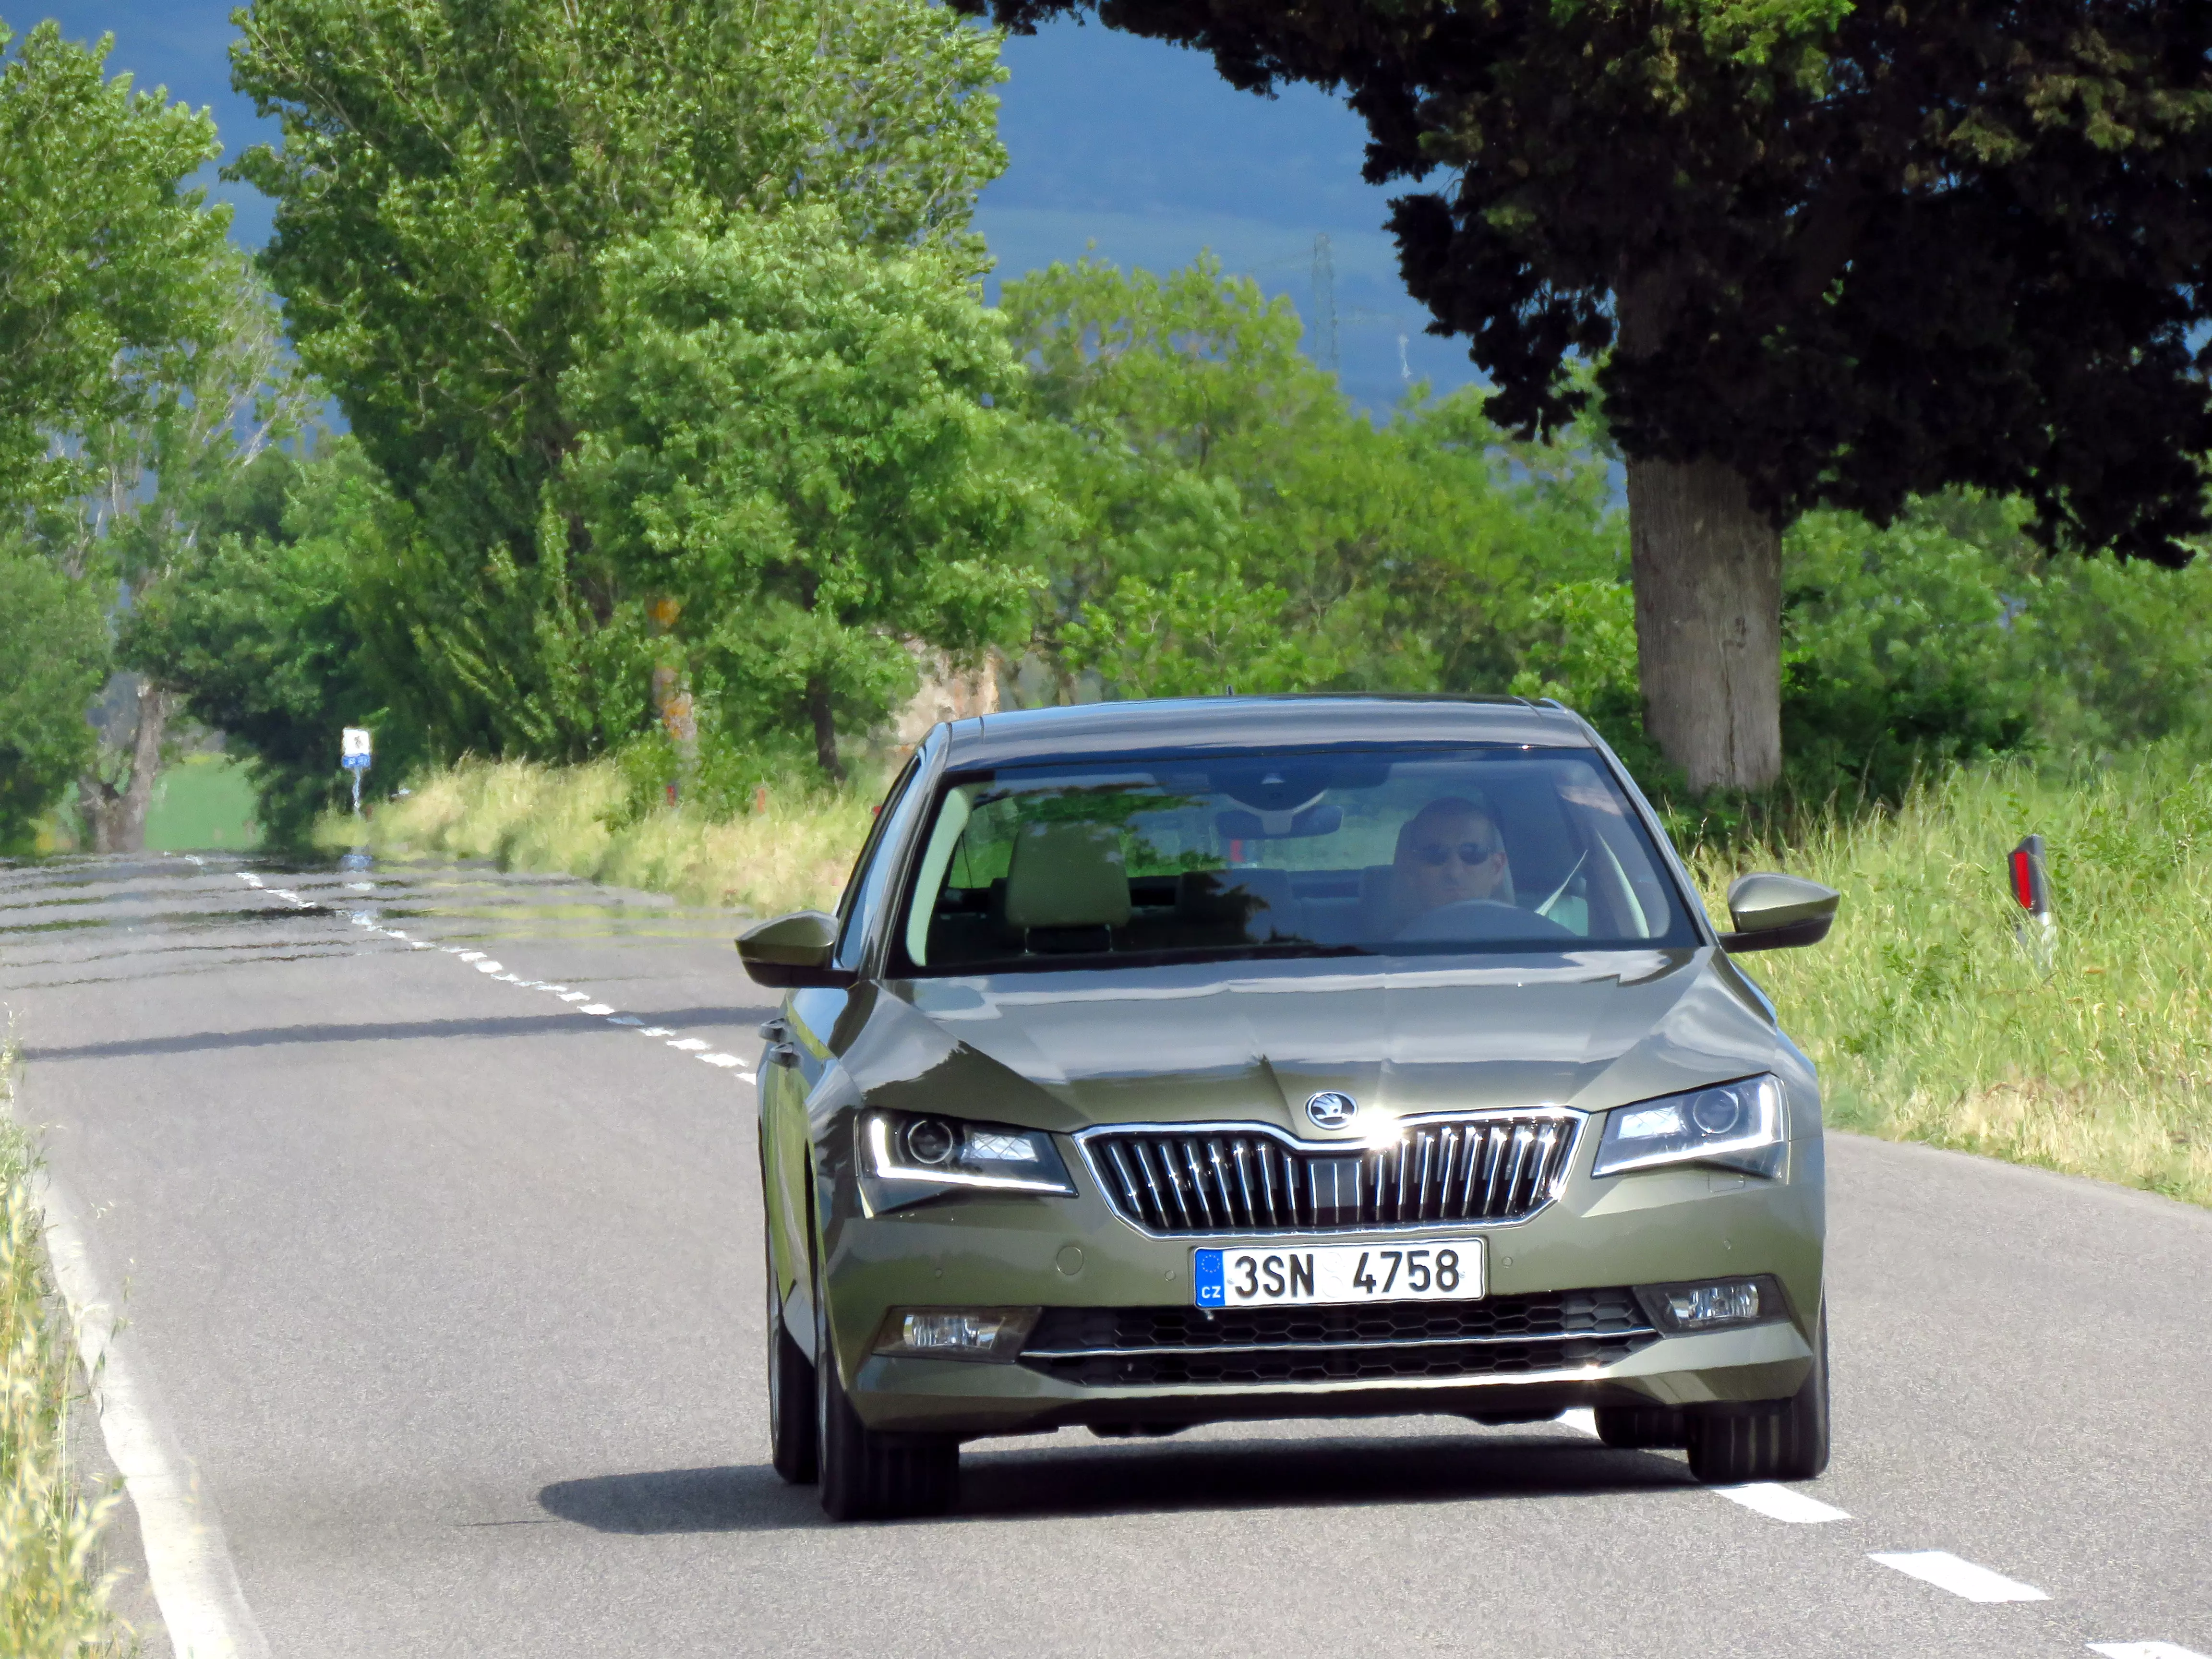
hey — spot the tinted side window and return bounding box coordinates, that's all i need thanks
[835,757,924,969]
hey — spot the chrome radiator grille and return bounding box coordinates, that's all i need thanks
[1081,1114,1578,1236]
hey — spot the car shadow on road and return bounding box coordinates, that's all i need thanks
[537,1427,1694,1534]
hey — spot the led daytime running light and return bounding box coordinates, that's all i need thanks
[863,1114,1075,1194]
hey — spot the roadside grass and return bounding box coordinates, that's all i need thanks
[0,1030,122,1657]
[144,753,261,852]
[1692,744,2212,1206]
[330,755,883,916]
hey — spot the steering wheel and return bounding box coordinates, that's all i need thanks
[1393,899,1578,945]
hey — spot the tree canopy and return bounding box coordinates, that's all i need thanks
[565,210,1045,776]
[960,0,2212,788]
[231,0,1007,536]
[1,20,234,517]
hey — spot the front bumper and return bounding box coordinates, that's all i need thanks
[822,1135,1825,1438]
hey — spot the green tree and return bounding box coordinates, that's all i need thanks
[1001,255,1622,700]
[0,20,249,846]
[1,20,234,517]
[1060,563,1339,697]
[0,553,106,852]
[57,269,316,851]
[965,0,2212,791]
[124,439,425,842]
[564,211,1043,777]
[230,0,1010,759]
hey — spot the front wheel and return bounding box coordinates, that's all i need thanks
[814,1250,957,1520]
[765,1222,817,1483]
[1685,1304,1831,1484]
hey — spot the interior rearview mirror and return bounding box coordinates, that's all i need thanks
[736,910,854,988]
[1719,873,1839,953]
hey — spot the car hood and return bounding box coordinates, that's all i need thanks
[844,951,1784,1134]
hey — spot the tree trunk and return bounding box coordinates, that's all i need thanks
[80,680,174,852]
[804,673,845,782]
[1625,456,1782,792]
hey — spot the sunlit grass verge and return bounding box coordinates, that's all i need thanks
[0,1031,122,1657]
[1691,745,2212,1206]
[331,756,883,916]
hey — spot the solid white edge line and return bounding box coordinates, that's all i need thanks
[1869,1551,2049,1603]
[2088,1645,2212,1658]
[1556,1408,1598,1437]
[1710,1483,1850,1523]
[36,1170,272,1659]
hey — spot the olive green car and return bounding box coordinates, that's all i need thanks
[743,697,1839,1519]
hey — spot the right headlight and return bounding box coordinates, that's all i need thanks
[1591,1074,1786,1178]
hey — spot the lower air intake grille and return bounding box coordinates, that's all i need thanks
[1021,1287,1656,1388]
[1081,1115,1578,1235]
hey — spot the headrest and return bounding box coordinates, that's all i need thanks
[1003,822,1131,930]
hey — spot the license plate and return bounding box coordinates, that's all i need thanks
[1192,1238,1486,1309]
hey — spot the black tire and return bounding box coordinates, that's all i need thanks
[1593,1405,1688,1449]
[766,1222,817,1484]
[1685,1305,1831,1484]
[814,1247,957,1520]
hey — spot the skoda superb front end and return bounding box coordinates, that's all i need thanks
[743,697,1839,1519]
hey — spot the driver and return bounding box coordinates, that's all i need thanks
[1390,796,1511,927]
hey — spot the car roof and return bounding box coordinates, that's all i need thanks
[938,695,1593,768]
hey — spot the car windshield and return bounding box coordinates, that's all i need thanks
[890,745,1699,974]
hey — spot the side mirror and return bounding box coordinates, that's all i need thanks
[736,910,855,988]
[1719,873,1839,953]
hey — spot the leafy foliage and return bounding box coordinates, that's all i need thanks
[229,0,1011,764]
[966,0,2212,569]
[124,442,421,841]
[0,554,106,853]
[1001,255,1624,702]
[565,210,1044,775]
[0,21,234,517]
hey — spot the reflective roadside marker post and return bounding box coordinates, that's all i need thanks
[2010,833,2054,972]
[342,726,373,817]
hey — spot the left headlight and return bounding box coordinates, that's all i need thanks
[1591,1074,1787,1178]
[861,1109,1076,1196]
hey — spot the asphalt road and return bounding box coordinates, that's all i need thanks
[3,850,2207,1659]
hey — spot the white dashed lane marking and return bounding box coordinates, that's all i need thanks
[1710,1483,1850,1524]
[2089,1644,2211,1658]
[1868,1551,2049,1603]
[229,863,757,1084]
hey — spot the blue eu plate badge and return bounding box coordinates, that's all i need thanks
[1193,1249,1225,1307]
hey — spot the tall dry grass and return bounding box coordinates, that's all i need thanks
[1697,747,2212,1205]
[340,756,881,916]
[0,1031,121,1656]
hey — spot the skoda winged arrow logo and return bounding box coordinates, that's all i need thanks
[1305,1091,1358,1130]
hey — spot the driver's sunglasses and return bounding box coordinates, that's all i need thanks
[1418,840,1500,867]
